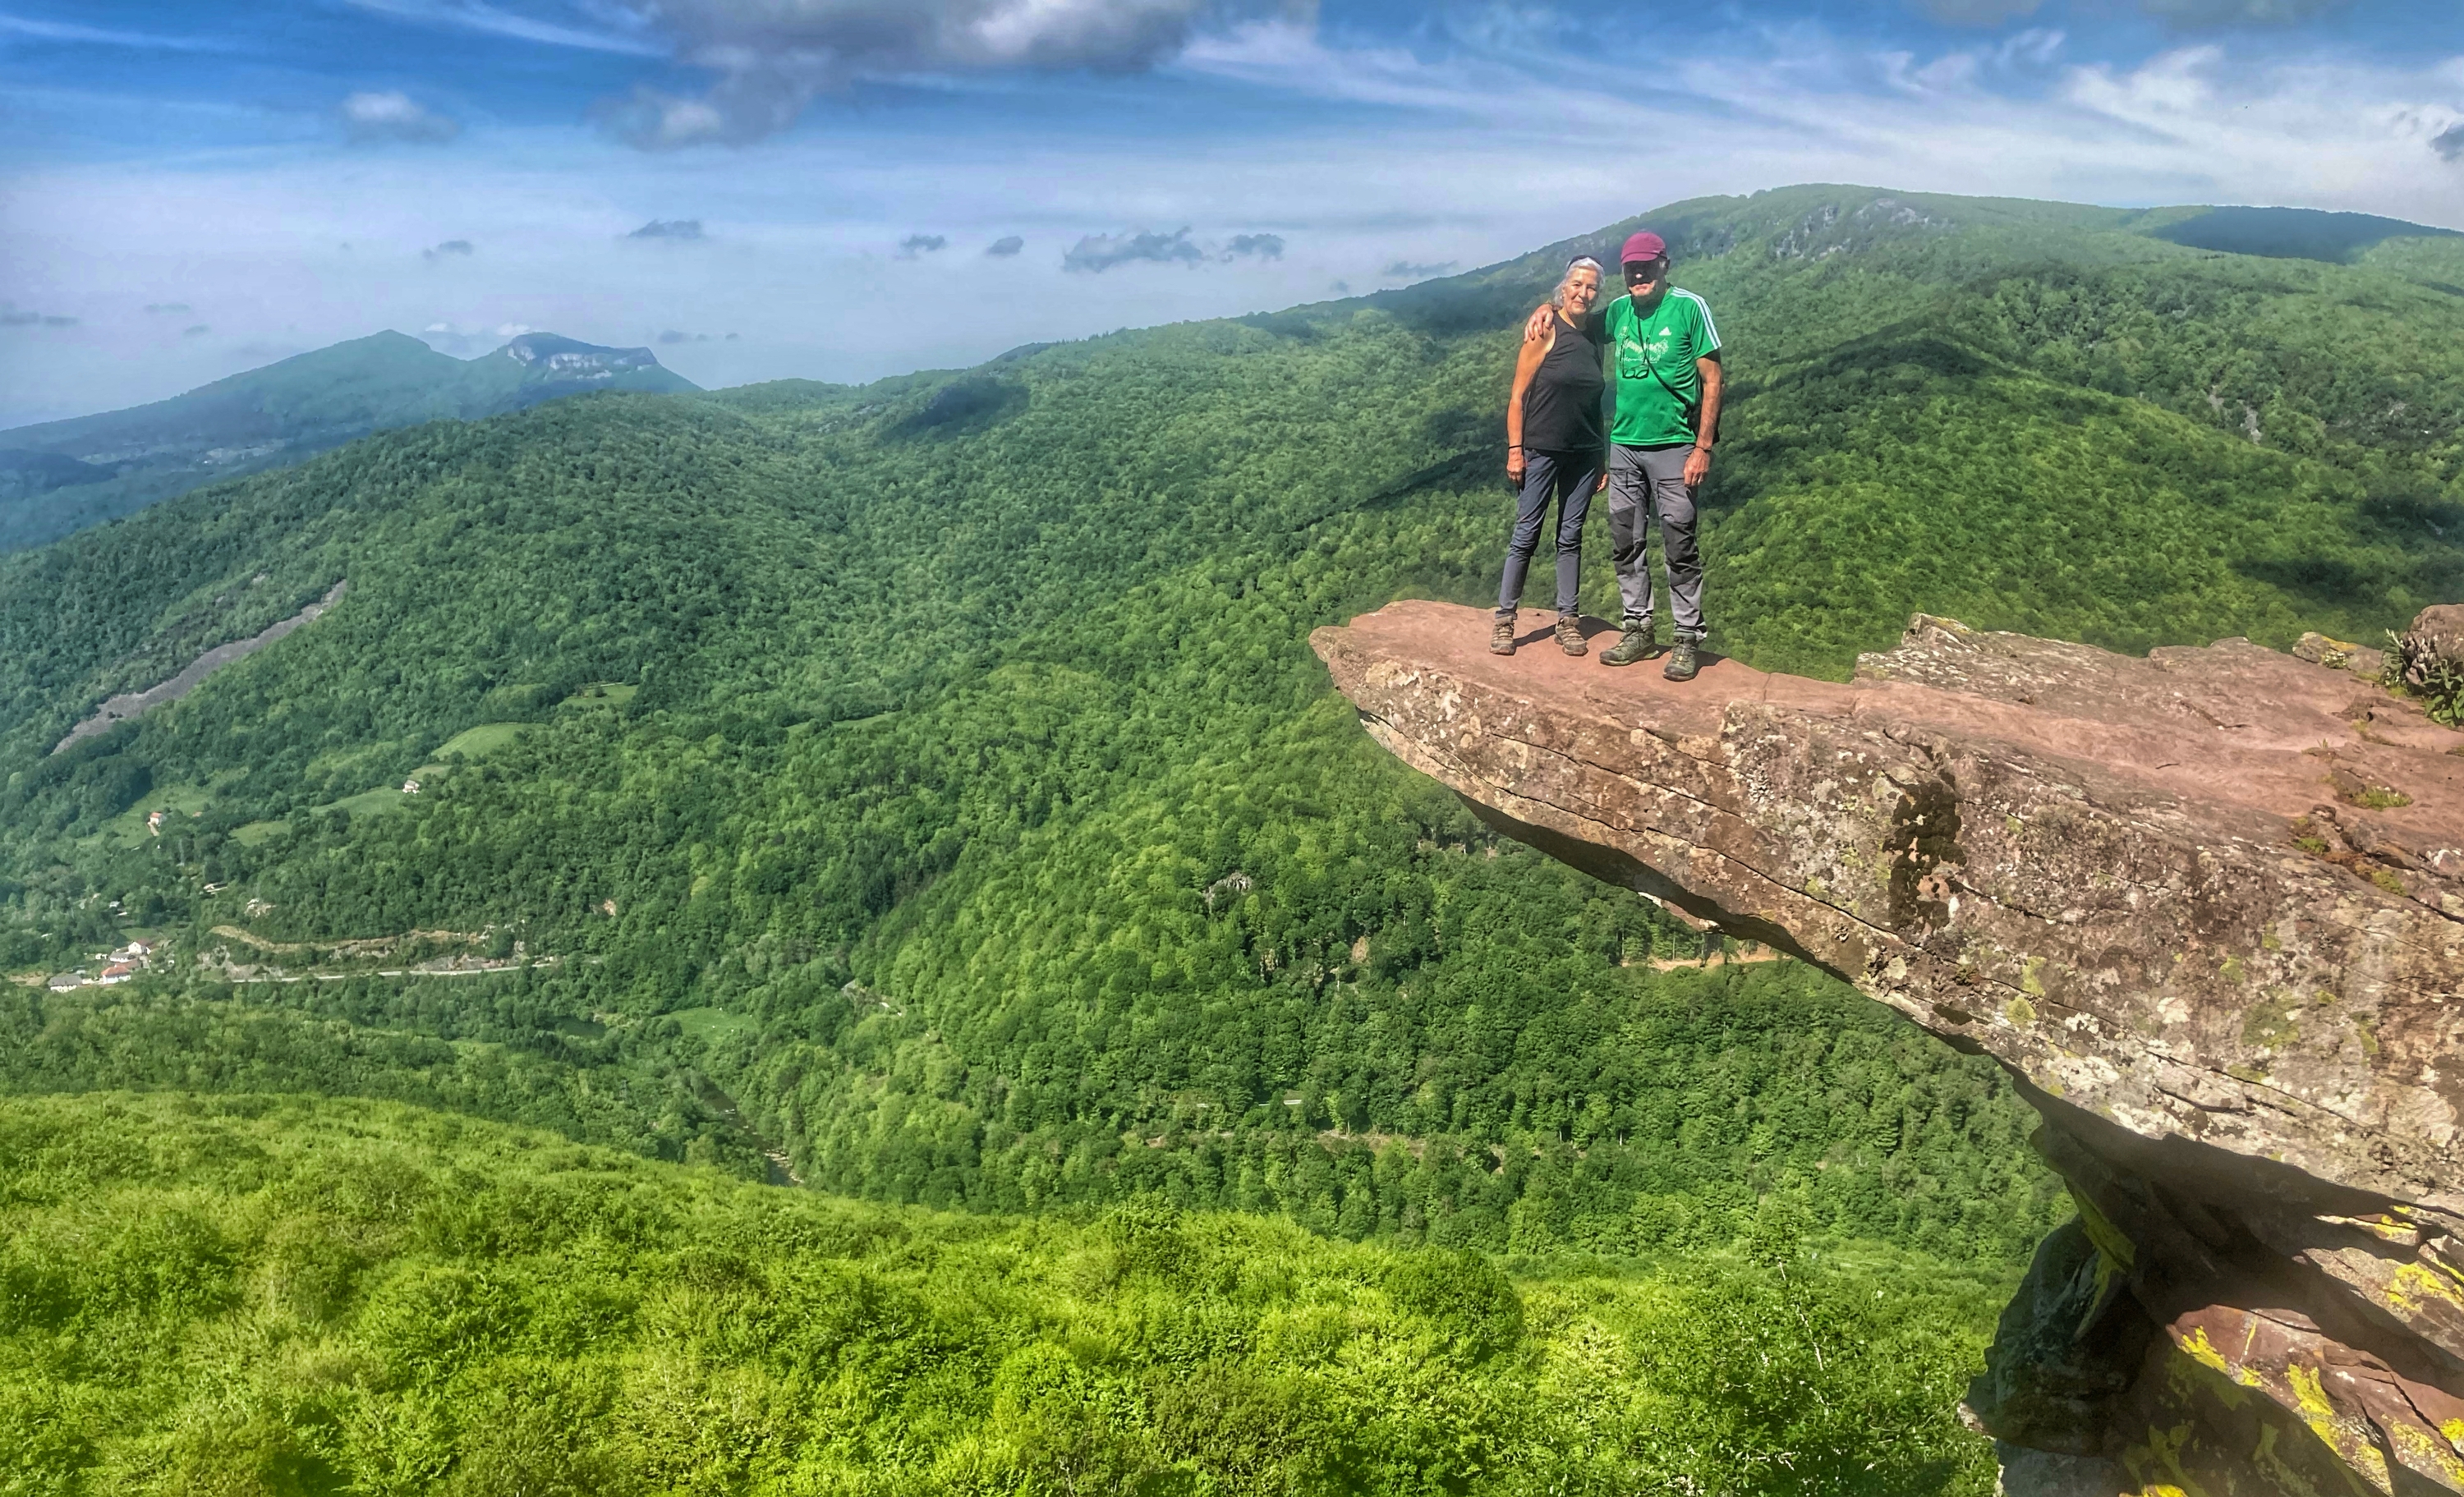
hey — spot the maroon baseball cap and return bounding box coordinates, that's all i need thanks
[1620,231,1667,265]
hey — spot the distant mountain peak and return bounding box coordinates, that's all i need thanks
[499,333,663,380]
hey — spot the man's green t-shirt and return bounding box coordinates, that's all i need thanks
[1603,287,1721,448]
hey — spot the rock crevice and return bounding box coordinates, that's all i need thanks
[1315,600,2464,1496]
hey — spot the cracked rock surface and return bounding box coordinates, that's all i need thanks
[1315,600,2464,1495]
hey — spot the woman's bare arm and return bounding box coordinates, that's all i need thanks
[1506,328,1551,480]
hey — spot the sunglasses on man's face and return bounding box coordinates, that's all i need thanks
[1624,263,1666,282]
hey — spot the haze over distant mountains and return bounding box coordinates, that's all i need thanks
[0,331,697,553]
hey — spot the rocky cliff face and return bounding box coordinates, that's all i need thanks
[1314,600,2464,1497]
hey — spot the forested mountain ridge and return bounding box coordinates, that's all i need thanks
[0,329,699,554]
[4,184,2462,1271]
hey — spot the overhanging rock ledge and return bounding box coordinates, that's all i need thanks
[1315,599,2464,1495]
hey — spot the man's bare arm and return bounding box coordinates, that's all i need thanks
[1683,351,1723,489]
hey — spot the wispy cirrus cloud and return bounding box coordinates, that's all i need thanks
[338,0,663,56]
[0,12,235,51]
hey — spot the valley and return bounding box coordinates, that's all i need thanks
[6,183,2464,1493]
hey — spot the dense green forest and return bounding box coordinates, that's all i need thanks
[8,186,2464,1247]
[0,1093,2010,1495]
[3,184,2462,1324]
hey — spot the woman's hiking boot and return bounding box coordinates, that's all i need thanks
[1490,615,1516,655]
[1554,614,1588,656]
[1663,638,1700,682]
[1599,622,1657,667]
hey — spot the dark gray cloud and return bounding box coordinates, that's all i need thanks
[1,306,78,328]
[183,324,211,337]
[595,0,1309,149]
[2436,124,2464,163]
[985,235,1026,257]
[898,233,949,258]
[340,90,462,145]
[627,218,706,240]
[1225,232,1285,260]
[143,301,191,315]
[1382,259,1455,280]
[422,239,476,261]
[1063,227,1206,273]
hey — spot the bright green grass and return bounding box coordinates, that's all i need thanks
[0,1091,2007,1496]
[432,721,531,760]
[93,782,213,848]
[667,1005,758,1047]
[321,786,413,819]
[559,682,639,709]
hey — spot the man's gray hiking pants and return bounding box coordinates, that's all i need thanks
[1609,442,1706,641]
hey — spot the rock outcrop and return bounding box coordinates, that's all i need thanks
[1314,600,2464,1496]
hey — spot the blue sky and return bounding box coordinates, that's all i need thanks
[4,0,2463,425]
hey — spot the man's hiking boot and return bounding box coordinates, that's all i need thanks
[1599,622,1657,668]
[1490,615,1516,655]
[1663,638,1700,682]
[1553,615,1588,656]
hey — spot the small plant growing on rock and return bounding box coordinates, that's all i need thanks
[2384,628,2464,728]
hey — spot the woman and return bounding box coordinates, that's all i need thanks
[1493,255,1607,656]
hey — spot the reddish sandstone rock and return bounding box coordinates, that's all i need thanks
[1315,600,2464,1495]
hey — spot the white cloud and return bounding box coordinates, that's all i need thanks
[341,90,463,144]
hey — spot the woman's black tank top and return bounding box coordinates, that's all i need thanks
[1522,310,1607,456]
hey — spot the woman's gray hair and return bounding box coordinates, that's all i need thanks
[1551,256,1604,309]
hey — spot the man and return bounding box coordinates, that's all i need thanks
[1526,230,1723,680]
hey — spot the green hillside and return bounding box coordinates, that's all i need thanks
[4,181,2463,1283]
[0,331,699,554]
[0,1093,2006,1495]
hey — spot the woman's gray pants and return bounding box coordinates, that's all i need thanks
[1496,448,1600,618]
[1609,442,1706,641]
